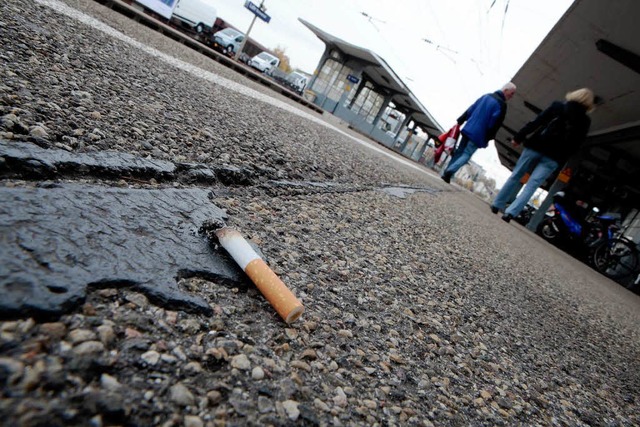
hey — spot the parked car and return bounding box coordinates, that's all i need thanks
[269,68,289,84]
[285,71,308,95]
[266,69,309,96]
[237,52,252,64]
[249,52,280,74]
[172,0,217,35]
[212,28,244,56]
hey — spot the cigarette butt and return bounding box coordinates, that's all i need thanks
[215,227,304,324]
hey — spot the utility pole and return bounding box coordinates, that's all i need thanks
[235,0,265,61]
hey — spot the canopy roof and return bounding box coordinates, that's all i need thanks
[300,18,443,134]
[495,0,640,198]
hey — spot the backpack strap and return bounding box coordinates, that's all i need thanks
[489,92,506,117]
[487,92,507,141]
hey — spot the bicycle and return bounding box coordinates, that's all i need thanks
[591,237,640,282]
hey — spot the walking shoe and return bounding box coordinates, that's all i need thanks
[490,205,499,214]
[501,214,513,223]
[441,174,451,184]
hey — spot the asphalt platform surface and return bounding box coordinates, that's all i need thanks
[0,0,639,426]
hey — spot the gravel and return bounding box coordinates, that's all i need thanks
[1,0,639,426]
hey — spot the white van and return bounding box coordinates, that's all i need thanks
[172,0,217,34]
[212,28,245,56]
[249,52,281,74]
[286,71,308,95]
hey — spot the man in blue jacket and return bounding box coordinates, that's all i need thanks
[441,82,516,183]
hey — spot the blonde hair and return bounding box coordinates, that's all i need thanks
[566,88,595,112]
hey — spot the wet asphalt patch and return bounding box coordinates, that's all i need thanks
[0,183,245,319]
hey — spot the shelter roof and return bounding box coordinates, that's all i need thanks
[300,18,443,134]
[494,0,640,192]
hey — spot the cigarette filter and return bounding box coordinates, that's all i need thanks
[215,227,304,323]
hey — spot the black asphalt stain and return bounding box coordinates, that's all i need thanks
[0,184,247,320]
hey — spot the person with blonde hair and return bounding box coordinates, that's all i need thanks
[491,88,595,222]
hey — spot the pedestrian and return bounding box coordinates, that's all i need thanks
[441,82,516,183]
[491,88,595,222]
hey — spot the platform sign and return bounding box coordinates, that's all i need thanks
[135,0,177,19]
[244,1,271,23]
[347,74,360,84]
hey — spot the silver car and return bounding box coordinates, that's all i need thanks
[212,28,244,56]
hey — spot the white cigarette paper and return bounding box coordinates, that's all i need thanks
[216,227,304,324]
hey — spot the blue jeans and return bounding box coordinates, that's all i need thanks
[492,148,560,217]
[442,135,478,177]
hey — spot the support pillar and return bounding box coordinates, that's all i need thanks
[372,94,393,128]
[393,113,412,145]
[526,157,579,231]
[398,121,417,153]
[347,76,367,110]
[411,129,429,160]
[526,179,566,232]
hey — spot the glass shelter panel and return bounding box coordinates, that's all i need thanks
[366,94,384,123]
[350,83,384,123]
[326,65,352,101]
[311,59,351,98]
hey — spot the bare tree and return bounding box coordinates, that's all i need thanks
[272,45,292,73]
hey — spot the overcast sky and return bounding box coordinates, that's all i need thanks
[206,0,574,185]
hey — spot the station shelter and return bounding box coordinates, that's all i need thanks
[299,19,443,161]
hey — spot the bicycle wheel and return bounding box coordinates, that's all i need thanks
[591,238,639,280]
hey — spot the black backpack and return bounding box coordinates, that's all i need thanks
[539,104,569,143]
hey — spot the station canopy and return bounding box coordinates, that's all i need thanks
[300,19,443,135]
[494,0,640,200]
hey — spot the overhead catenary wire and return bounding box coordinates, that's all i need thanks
[500,0,510,56]
[421,0,488,94]
[483,0,510,78]
[355,9,415,84]
[360,11,386,32]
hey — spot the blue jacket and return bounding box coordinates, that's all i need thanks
[457,91,507,148]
